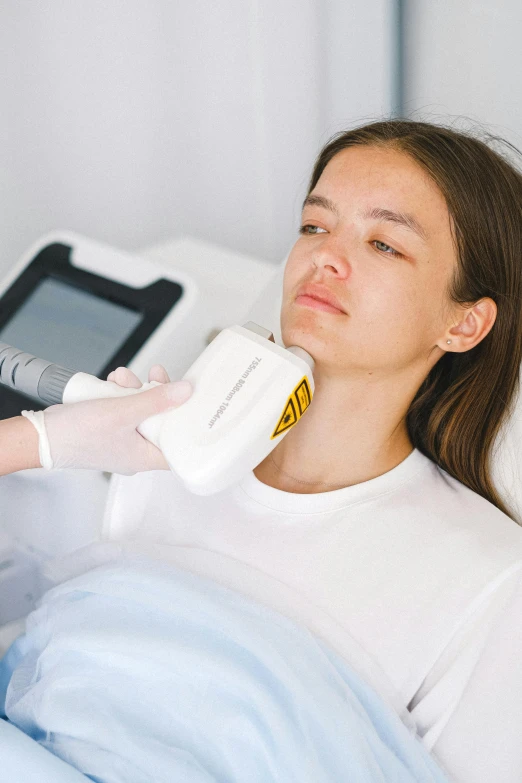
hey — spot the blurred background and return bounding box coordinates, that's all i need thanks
[0,0,521,276]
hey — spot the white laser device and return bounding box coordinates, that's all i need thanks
[0,322,314,495]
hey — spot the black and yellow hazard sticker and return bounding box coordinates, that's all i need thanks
[271,376,313,439]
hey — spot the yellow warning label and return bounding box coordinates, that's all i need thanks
[294,378,311,415]
[271,376,313,439]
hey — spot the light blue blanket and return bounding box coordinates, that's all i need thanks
[0,554,450,782]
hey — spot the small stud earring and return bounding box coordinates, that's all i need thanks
[446,340,452,344]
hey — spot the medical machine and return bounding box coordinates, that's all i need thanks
[0,232,277,632]
[0,231,202,423]
[0,323,314,495]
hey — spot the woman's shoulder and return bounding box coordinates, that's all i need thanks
[410,455,522,559]
[392,451,522,570]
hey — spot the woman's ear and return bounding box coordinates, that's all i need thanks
[447,297,497,351]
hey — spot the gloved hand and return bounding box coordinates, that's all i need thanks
[22,365,190,474]
[106,364,172,387]
[106,364,171,386]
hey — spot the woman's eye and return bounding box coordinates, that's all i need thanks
[299,224,327,235]
[373,240,402,257]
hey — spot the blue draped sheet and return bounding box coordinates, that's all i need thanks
[0,553,450,782]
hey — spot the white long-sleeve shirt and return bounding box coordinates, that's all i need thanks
[51,447,522,782]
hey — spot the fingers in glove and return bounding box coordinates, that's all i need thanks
[127,379,193,425]
[107,366,142,388]
[42,380,192,474]
[148,364,170,384]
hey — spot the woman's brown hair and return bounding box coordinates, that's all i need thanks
[306,119,522,523]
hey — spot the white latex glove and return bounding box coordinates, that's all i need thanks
[22,365,191,474]
[106,364,171,386]
[106,364,172,387]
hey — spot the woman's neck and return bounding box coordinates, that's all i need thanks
[254,437,413,494]
[253,376,415,494]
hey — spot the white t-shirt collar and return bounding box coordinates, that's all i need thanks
[237,447,431,514]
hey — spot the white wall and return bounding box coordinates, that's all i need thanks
[0,1,395,280]
[403,0,522,150]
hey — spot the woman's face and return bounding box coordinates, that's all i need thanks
[280,145,459,376]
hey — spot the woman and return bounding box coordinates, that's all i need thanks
[111,120,522,779]
[4,119,522,782]
[0,366,192,475]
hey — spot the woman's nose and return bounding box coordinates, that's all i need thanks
[311,237,350,278]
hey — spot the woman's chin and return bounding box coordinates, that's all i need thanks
[282,323,329,354]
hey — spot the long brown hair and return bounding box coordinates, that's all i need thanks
[306,119,522,523]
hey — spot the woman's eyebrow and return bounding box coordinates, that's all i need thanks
[302,195,428,242]
[361,206,429,242]
[302,194,341,217]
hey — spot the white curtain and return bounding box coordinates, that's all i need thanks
[0,0,395,278]
[403,0,522,151]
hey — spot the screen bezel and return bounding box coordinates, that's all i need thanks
[0,242,183,419]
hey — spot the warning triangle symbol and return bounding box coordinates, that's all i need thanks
[272,396,298,438]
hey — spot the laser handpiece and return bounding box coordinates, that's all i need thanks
[0,323,315,494]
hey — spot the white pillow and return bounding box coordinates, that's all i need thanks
[491,397,522,525]
[243,257,522,524]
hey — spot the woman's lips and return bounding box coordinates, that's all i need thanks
[295,294,346,314]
